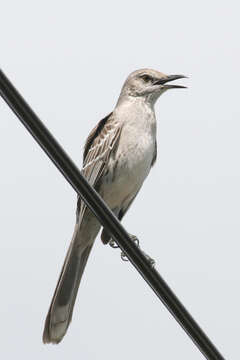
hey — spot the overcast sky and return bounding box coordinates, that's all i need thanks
[0,1,239,359]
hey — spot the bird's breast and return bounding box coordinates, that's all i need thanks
[100,102,157,209]
[108,110,156,192]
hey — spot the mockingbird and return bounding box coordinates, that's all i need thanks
[43,68,186,344]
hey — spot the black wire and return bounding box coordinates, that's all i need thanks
[0,69,226,360]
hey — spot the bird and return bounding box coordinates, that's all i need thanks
[42,68,186,344]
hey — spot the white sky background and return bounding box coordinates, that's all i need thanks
[0,1,239,359]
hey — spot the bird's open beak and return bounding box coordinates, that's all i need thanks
[154,75,187,89]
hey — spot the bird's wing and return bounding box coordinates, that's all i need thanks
[77,112,122,220]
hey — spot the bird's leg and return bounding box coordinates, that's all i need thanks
[109,233,155,267]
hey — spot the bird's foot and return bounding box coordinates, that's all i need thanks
[141,250,155,267]
[109,233,155,267]
[128,234,155,267]
[128,234,139,247]
[109,239,119,248]
[120,234,139,261]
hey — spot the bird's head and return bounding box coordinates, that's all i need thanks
[119,68,187,105]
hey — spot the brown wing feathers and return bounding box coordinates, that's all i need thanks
[83,112,113,161]
[77,112,121,220]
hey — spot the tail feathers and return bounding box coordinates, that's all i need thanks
[43,241,93,344]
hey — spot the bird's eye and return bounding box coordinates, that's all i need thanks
[141,75,152,82]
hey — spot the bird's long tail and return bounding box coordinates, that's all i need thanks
[43,212,100,344]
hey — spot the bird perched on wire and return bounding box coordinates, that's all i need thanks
[43,68,186,344]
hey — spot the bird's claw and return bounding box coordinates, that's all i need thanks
[141,251,155,267]
[120,252,129,261]
[109,239,119,248]
[129,234,140,247]
[109,233,155,267]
